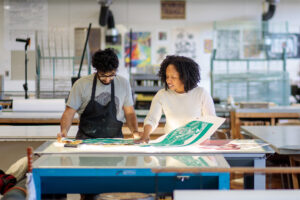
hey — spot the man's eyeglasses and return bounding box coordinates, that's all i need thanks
[97,73,116,79]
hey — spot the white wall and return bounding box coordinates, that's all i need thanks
[1,0,300,94]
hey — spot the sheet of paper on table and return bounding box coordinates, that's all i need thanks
[37,116,225,154]
[198,139,271,153]
[62,116,225,147]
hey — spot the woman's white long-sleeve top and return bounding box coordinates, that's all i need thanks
[144,86,216,134]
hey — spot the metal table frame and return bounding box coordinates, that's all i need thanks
[34,141,273,190]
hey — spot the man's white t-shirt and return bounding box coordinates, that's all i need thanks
[144,87,216,134]
[67,74,133,122]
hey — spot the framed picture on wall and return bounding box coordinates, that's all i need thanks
[161,0,186,19]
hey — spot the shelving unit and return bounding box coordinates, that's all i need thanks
[131,74,162,93]
[130,73,163,110]
[210,49,290,105]
[35,29,92,99]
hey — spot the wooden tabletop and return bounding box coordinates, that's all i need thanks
[0,111,164,125]
[230,106,300,139]
[0,112,79,124]
[0,125,165,140]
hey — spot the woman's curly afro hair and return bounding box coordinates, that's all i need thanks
[158,55,201,92]
[92,48,119,72]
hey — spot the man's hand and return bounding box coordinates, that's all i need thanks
[58,106,76,142]
[57,130,67,142]
[132,131,143,140]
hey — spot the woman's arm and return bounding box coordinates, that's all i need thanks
[141,91,163,143]
[139,124,152,143]
[201,89,216,116]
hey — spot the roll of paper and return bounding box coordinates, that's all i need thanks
[13,99,65,112]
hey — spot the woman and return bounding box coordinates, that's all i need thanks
[140,55,216,143]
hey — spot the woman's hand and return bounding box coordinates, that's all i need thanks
[134,132,150,144]
[135,124,152,143]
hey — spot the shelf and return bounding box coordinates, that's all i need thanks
[133,86,163,93]
[131,73,160,80]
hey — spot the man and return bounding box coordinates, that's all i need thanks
[58,48,140,140]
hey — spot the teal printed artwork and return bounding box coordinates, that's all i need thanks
[149,120,213,147]
[173,156,210,167]
[62,120,213,147]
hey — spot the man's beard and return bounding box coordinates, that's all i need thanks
[100,79,112,85]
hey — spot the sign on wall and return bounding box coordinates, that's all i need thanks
[161,0,186,19]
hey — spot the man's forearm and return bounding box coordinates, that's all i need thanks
[60,110,75,137]
[126,113,139,133]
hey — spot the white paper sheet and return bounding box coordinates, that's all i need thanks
[13,99,65,112]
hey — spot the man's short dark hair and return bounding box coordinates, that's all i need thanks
[158,55,201,92]
[92,48,119,72]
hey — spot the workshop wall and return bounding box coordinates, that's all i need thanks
[0,0,299,93]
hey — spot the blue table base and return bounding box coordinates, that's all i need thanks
[33,168,229,199]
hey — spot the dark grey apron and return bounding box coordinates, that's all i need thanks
[76,73,123,139]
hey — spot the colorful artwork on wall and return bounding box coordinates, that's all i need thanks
[125,32,151,67]
[154,30,170,65]
[204,39,213,53]
[158,31,168,41]
[106,44,122,61]
[155,46,168,64]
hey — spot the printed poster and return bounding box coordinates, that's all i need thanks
[125,32,151,67]
[58,116,225,147]
[155,31,170,65]
[172,29,199,59]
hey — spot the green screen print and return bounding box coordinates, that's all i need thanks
[65,120,213,147]
[149,120,213,147]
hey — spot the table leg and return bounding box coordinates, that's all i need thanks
[254,156,266,190]
[236,118,242,139]
[32,172,41,200]
[218,173,230,190]
[289,156,299,189]
[230,111,238,139]
[225,155,266,190]
[271,118,276,125]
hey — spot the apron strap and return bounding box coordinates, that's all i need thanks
[110,80,117,115]
[91,73,98,101]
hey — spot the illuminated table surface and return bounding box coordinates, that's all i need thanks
[32,154,230,199]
